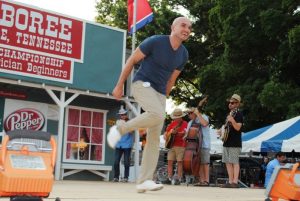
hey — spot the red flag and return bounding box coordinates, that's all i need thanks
[127,0,153,34]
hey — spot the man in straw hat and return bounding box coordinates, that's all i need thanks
[107,16,192,193]
[163,108,187,185]
[217,94,243,188]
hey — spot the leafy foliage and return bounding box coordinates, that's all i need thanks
[95,0,300,131]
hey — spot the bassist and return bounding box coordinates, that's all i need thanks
[217,94,243,188]
[163,108,188,184]
[186,107,210,186]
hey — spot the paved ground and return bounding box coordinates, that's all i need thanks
[0,180,267,201]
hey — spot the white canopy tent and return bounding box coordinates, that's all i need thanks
[210,116,300,154]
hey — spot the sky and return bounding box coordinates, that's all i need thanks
[166,99,187,115]
[14,0,98,21]
[12,0,186,114]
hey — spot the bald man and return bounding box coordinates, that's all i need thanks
[107,16,192,193]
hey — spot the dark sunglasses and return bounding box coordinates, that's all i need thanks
[229,101,238,105]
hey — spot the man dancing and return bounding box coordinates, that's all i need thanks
[107,17,192,193]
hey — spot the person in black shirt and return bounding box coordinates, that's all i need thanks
[217,94,243,188]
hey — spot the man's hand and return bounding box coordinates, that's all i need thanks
[227,115,235,124]
[216,129,222,136]
[163,132,167,140]
[112,85,123,100]
[111,47,146,100]
[166,70,181,96]
[194,108,201,116]
[227,115,242,131]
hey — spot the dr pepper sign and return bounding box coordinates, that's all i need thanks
[4,108,45,131]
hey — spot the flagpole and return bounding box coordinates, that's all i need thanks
[132,0,140,183]
[132,0,137,52]
[127,0,137,96]
[129,0,137,86]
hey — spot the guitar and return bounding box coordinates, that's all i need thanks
[220,108,238,142]
[165,121,183,149]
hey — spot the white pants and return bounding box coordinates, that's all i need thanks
[117,81,166,184]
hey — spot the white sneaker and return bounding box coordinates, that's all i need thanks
[107,125,121,148]
[136,180,163,193]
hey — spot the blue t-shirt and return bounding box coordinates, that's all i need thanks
[116,132,133,149]
[264,158,280,188]
[133,35,189,95]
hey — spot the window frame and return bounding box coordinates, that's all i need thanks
[63,105,108,164]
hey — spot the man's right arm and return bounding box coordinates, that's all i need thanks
[112,47,146,100]
[194,110,209,127]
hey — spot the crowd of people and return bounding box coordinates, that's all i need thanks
[109,93,248,189]
[109,79,294,193]
[160,93,243,188]
[106,15,297,194]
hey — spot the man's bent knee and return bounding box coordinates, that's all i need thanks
[148,112,165,124]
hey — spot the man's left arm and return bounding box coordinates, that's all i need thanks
[166,69,181,96]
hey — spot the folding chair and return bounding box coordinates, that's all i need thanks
[265,163,300,201]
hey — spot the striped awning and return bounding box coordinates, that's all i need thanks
[210,116,300,154]
[242,116,300,152]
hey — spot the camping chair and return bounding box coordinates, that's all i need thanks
[265,162,300,201]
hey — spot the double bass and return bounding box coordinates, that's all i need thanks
[183,95,208,182]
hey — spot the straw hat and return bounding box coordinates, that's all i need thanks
[170,108,185,119]
[228,94,241,103]
[118,108,127,115]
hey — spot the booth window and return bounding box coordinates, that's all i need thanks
[64,107,105,163]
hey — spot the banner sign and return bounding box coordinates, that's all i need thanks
[0,46,73,83]
[0,0,84,62]
[4,99,48,133]
[0,0,125,92]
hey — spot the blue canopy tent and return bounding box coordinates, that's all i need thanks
[242,116,300,152]
[210,116,300,154]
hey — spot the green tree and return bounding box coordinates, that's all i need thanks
[95,0,300,131]
[171,0,300,130]
[205,0,300,129]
